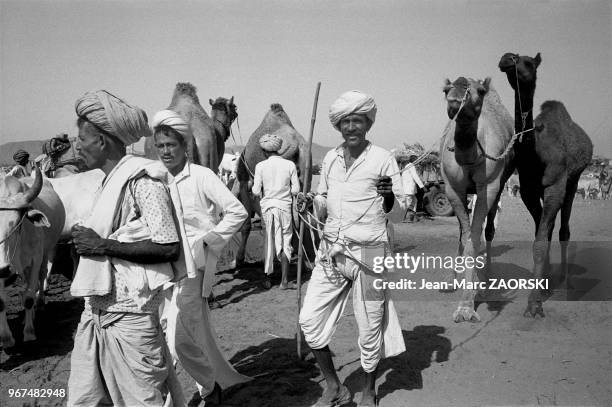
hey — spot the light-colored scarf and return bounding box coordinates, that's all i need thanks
[70,155,195,297]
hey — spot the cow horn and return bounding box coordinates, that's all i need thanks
[0,167,43,209]
[23,166,43,203]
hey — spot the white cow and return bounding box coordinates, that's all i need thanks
[219,152,240,187]
[0,168,64,347]
[47,170,105,239]
[37,170,105,294]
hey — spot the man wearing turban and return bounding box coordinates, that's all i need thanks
[67,90,185,406]
[298,90,406,407]
[7,149,31,178]
[252,133,300,289]
[151,109,251,404]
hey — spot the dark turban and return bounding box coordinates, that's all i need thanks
[13,149,30,164]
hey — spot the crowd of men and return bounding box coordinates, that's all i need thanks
[4,88,408,407]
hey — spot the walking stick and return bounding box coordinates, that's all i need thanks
[297,82,321,359]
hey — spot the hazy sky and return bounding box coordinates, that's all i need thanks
[1,0,611,156]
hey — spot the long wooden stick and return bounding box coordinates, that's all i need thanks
[297,82,321,359]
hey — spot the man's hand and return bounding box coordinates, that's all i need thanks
[71,225,107,256]
[376,176,394,198]
[296,192,315,213]
[377,176,395,213]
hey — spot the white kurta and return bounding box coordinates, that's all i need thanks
[299,142,406,372]
[252,156,300,274]
[162,162,251,396]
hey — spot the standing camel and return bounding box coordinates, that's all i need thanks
[235,103,311,266]
[440,77,515,323]
[145,82,237,174]
[498,53,593,317]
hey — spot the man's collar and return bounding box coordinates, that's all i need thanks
[172,161,191,182]
[334,141,372,156]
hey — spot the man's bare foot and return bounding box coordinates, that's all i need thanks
[311,384,351,407]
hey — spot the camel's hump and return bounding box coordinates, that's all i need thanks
[175,82,197,97]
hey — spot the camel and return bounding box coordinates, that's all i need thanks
[235,103,311,266]
[144,82,237,174]
[440,77,514,323]
[499,53,593,318]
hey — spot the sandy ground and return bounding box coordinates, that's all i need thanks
[1,195,611,407]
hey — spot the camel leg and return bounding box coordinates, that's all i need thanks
[558,177,579,293]
[519,182,543,236]
[445,186,470,257]
[455,184,499,322]
[236,182,254,267]
[525,179,565,318]
[445,186,480,322]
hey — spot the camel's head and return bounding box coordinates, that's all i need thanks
[498,52,541,89]
[443,77,491,123]
[210,96,238,137]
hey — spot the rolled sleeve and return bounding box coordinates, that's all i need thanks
[133,177,179,244]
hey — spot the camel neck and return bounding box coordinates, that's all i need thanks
[513,85,535,132]
[453,120,479,150]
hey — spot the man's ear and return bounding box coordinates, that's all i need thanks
[365,118,374,131]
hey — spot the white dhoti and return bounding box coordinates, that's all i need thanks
[67,309,184,407]
[299,242,405,373]
[262,207,293,275]
[161,272,251,397]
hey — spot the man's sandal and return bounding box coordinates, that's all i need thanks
[311,385,352,407]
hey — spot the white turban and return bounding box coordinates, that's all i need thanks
[328,90,377,130]
[151,110,191,139]
[259,134,282,152]
[75,90,150,145]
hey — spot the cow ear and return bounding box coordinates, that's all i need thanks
[209,99,214,106]
[26,209,50,228]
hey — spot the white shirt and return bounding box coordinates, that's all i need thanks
[170,162,248,269]
[252,155,300,213]
[318,142,405,244]
[401,164,424,195]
